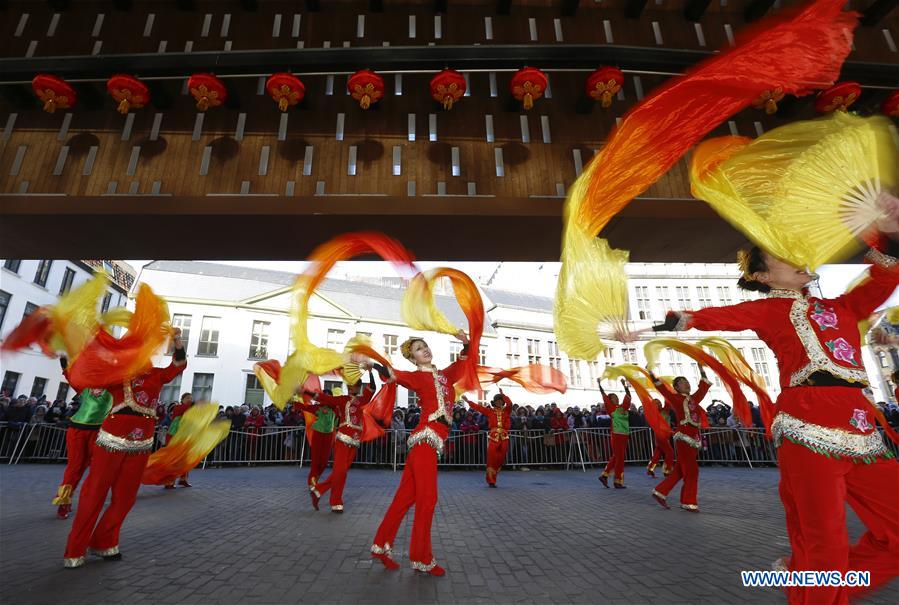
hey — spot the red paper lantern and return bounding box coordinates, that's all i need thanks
[814,81,861,113]
[751,87,785,115]
[586,67,624,108]
[347,69,384,110]
[32,74,76,114]
[106,74,150,115]
[188,73,227,111]
[510,67,548,110]
[266,73,305,112]
[430,69,466,110]
[881,90,899,117]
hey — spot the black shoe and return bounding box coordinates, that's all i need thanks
[598,475,609,488]
[614,483,627,489]
[102,553,123,561]
[488,483,497,488]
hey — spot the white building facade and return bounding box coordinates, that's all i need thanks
[0,259,132,401]
[133,260,817,411]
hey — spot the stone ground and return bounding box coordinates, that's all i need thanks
[1,464,896,605]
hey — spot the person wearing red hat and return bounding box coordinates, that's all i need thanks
[462,389,513,487]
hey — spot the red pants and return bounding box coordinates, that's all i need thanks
[648,434,674,475]
[486,439,509,485]
[64,444,149,558]
[315,441,357,506]
[307,431,333,488]
[602,433,629,484]
[373,444,439,567]
[654,439,699,508]
[778,441,899,605]
[56,428,96,503]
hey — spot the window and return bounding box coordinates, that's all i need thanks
[0,289,10,331]
[740,289,754,303]
[168,314,192,354]
[668,351,684,377]
[568,360,582,387]
[655,286,671,318]
[696,286,712,308]
[355,331,372,339]
[716,286,733,305]
[449,341,462,363]
[55,382,70,402]
[326,328,345,351]
[33,260,52,287]
[23,302,38,320]
[3,260,21,274]
[878,352,889,368]
[191,373,214,402]
[634,286,651,320]
[249,320,270,359]
[383,334,398,357]
[547,340,561,370]
[100,291,112,313]
[2,371,21,397]
[160,374,182,404]
[622,347,637,364]
[526,338,541,365]
[407,390,420,407]
[30,377,47,397]
[245,374,264,407]
[197,316,221,356]
[505,337,521,366]
[751,347,772,387]
[479,346,487,366]
[587,360,601,387]
[323,380,342,394]
[675,286,691,310]
[59,268,76,295]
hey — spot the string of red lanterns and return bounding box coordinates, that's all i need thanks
[28,73,898,120]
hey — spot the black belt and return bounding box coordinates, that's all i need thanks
[435,417,450,427]
[114,408,156,418]
[798,372,864,389]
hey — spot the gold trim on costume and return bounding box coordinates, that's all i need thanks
[407,426,445,455]
[680,504,699,511]
[90,546,119,557]
[64,556,85,568]
[371,542,392,555]
[411,559,438,572]
[109,381,157,417]
[673,432,701,450]
[652,489,667,500]
[340,397,363,432]
[95,429,154,453]
[336,432,361,448]
[426,369,453,425]
[772,412,890,459]
[865,248,898,269]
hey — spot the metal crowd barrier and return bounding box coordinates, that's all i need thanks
[5,423,899,470]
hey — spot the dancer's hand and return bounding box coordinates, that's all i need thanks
[455,330,469,345]
[875,190,899,236]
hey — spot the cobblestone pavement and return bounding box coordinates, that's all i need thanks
[1,464,896,605]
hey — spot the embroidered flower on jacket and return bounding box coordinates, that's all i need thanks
[826,338,858,366]
[849,409,871,432]
[135,391,149,405]
[126,428,145,440]
[810,303,838,330]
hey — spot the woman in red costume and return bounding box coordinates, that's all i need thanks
[370,331,470,576]
[307,369,376,512]
[63,329,186,568]
[462,390,513,487]
[652,207,899,603]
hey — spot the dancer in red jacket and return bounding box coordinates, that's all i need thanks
[63,329,186,568]
[649,369,711,512]
[462,390,513,487]
[370,332,470,576]
[653,231,899,604]
[293,397,337,502]
[309,370,376,512]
